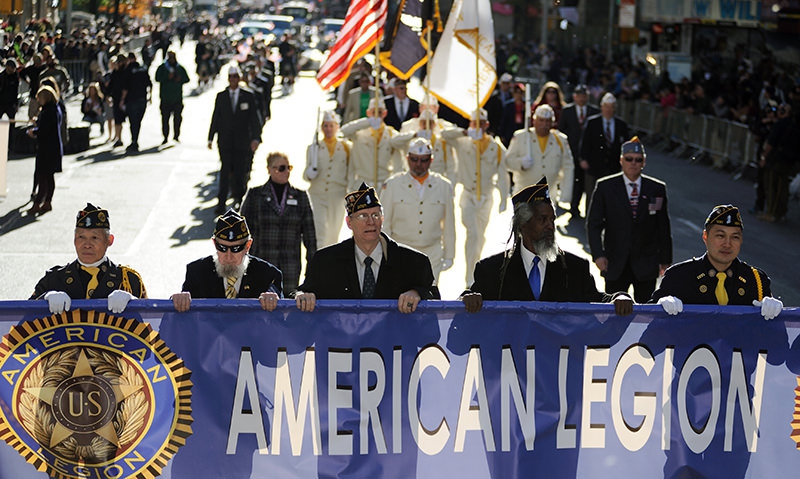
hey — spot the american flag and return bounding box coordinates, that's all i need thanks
[316,0,388,91]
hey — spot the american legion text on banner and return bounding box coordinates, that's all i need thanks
[1,299,800,479]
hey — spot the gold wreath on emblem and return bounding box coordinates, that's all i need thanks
[738,288,745,296]
[106,281,114,288]
[17,346,148,464]
[97,212,106,222]
[66,277,74,285]
[699,285,708,293]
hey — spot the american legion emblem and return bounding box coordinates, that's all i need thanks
[0,310,192,479]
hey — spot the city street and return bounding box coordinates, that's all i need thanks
[1,40,798,305]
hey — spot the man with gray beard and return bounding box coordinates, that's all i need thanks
[460,177,633,313]
[171,209,283,312]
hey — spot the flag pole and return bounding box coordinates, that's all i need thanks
[474,0,481,200]
[374,41,382,187]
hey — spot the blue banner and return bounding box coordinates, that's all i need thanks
[1,300,800,479]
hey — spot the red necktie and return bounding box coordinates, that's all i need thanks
[579,108,585,126]
[630,183,639,219]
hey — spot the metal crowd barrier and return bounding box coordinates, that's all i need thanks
[615,98,757,170]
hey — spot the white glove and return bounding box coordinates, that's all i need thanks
[657,296,683,315]
[520,155,533,170]
[753,297,783,320]
[108,290,135,314]
[304,166,318,180]
[44,291,71,314]
[441,259,453,271]
[498,198,507,213]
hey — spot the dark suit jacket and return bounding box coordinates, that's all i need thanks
[559,103,599,165]
[383,95,420,130]
[586,173,672,282]
[208,86,262,151]
[466,246,615,302]
[580,114,630,178]
[31,258,146,300]
[181,255,283,298]
[296,233,439,300]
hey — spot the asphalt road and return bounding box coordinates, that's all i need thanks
[1,39,798,306]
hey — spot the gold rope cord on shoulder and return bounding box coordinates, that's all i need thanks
[751,266,763,301]
[121,266,148,299]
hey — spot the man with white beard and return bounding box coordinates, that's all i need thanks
[460,177,633,314]
[171,209,283,312]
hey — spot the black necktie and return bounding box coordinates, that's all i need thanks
[363,256,376,299]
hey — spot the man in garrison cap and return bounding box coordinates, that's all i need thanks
[460,177,633,313]
[586,136,672,303]
[650,204,783,319]
[294,182,439,313]
[30,203,146,314]
[381,137,456,285]
[171,209,283,312]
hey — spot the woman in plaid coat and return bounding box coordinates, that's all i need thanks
[241,152,317,294]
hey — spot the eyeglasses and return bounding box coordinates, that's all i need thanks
[214,240,248,253]
[351,212,383,222]
[408,155,431,163]
[623,156,644,163]
[271,164,293,172]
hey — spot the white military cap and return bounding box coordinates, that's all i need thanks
[408,137,433,156]
[601,92,617,105]
[421,94,439,107]
[471,108,488,121]
[500,72,513,83]
[534,104,555,120]
[321,110,340,124]
[228,65,241,76]
[368,97,385,111]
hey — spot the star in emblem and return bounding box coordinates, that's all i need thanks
[24,349,142,448]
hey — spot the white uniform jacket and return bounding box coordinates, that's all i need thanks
[505,128,574,202]
[381,171,456,261]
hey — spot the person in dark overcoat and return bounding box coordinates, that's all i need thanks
[240,152,316,294]
[208,65,262,214]
[27,85,62,215]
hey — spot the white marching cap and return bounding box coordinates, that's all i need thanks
[534,104,555,120]
[321,110,340,124]
[421,94,439,106]
[471,108,488,121]
[419,110,436,121]
[601,92,617,105]
[408,137,433,156]
[368,97,385,111]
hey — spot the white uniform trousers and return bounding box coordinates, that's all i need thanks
[460,191,493,286]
